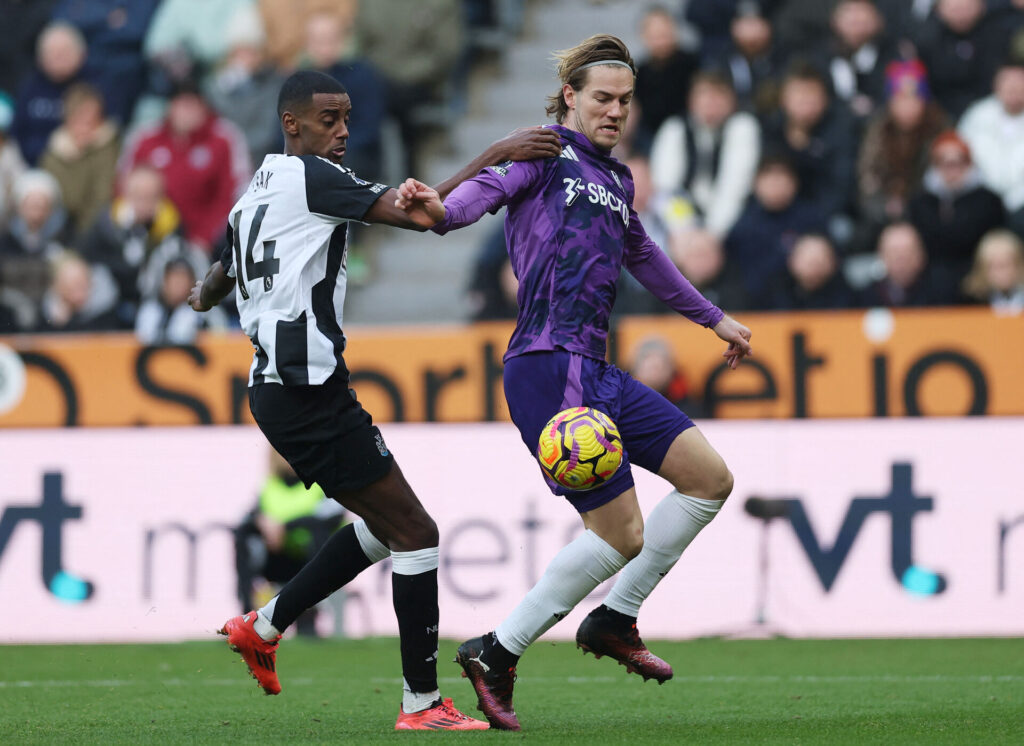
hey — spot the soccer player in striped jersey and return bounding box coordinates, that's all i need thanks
[397,35,753,730]
[189,70,560,731]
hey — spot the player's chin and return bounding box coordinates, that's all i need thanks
[594,129,621,149]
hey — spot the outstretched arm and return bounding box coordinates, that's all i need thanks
[432,126,561,199]
[366,128,560,230]
[189,261,234,311]
[364,182,443,230]
[397,155,546,234]
[625,218,752,369]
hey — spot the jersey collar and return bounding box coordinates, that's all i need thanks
[548,123,630,181]
[549,124,620,164]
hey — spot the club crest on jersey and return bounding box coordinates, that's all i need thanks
[489,160,513,177]
[561,177,629,226]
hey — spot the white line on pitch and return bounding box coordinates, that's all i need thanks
[372,674,1024,685]
[0,677,315,688]
[3,674,1022,689]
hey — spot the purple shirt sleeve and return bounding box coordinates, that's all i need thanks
[432,159,544,234]
[624,210,725,328]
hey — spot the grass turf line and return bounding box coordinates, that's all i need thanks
[2,637,1022,744]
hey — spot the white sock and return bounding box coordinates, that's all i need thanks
[603,491,722,618]
[402,677,440,713]
[390,546,439,575]
[354,519,390,562]
[495,529,627,656]
[254,598,281,641]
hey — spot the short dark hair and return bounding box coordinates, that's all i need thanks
[782,58,829,89]
[998,56,1024,74]
[277,70,347,118]
[691,68,735,94]
[165,256,195,278]
[757,151,796,175]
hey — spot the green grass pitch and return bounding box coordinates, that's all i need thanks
[2,637,1022,743]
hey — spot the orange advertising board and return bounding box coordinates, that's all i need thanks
[0,307,1021,427]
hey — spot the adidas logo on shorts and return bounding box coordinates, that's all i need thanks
[375,433,390,457]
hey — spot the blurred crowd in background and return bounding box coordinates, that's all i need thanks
[1,0,1024,344]
[0,0,510,337]
[468,0,1024,325]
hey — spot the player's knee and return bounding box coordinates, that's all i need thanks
[700,466,733,501]
[421,515,440,547]
[709,467,734,502]
[620,532,644,560]
[612,520,645,560]
[397,510,439,550]
[685,464,733,502]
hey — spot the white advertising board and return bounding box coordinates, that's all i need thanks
[1,420,1022,642]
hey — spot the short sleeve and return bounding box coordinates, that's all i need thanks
[300,155,390,222]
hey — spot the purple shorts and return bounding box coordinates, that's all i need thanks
[503,349,694,512]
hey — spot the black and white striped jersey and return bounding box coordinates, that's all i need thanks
[222,153,388,386]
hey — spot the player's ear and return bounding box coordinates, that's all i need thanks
[562,83,576,111]
[281,111,300,137]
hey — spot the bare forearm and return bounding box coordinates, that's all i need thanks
[431,127,563,199]
[364,187,433,230]
[433,144,504,200]
[200,262,234,309]
[371,210,430,231]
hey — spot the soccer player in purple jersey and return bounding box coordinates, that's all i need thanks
[397,35,752,730]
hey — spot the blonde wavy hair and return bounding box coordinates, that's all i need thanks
[545,34,636,124]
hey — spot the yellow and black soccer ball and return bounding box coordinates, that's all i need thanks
[537,406,623,491]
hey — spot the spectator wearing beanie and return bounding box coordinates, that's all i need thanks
[857,59,948,238]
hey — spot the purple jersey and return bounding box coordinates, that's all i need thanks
[434,125,723,362]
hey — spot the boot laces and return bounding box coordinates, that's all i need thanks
[437,698,470,720]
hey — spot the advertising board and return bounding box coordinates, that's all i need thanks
[2,308,1022,426]
[2,420,1021,642]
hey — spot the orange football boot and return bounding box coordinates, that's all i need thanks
[219,611,282,695]
[394,697,490,730]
